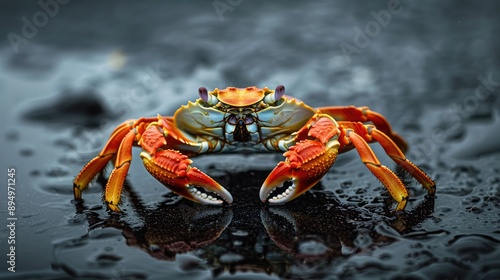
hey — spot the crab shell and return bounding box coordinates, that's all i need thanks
[212,86,272,106]
[172,85,316,151]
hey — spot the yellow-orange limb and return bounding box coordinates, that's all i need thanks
[318,106,408,153]
[104,130,136,212]
[346,130,409,211]
[368,127,435,195]
[73,121,133,199]
[341,121,435,195]
[73,117,156,201]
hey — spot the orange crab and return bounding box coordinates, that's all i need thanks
[73,85,435,212]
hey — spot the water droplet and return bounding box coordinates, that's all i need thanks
[438,207,453,213]
[231,229,248,237]
[67,214,86,225]
[149,244,161,252]
[465,207,484,214]
[378,253,391,260]
[340,180,353,189]
[297,239,331,256]
[89,228,122,240]
[177,254,203,271]
[354,231,373,249]
[220,253,245,264]
[91,253,122,267]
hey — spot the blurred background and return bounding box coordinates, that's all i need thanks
[0,1,499,279]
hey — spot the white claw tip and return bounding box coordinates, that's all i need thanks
[260,181,297,204]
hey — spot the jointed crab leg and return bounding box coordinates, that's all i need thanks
[318,106,408,152]
[345,129,409,211]
[340,121,435,210]
[73,118,155,203]
[73,120,137,199]
[104,130,137,211]
[338,121,435,192]
[368,127,435,195]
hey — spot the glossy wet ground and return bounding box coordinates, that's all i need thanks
[1,1,499,279]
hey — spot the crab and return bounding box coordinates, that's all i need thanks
[73,85,435,212]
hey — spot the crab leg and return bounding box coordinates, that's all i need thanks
[339,121,435,210]
[318,106,408,153]
[105,130,136,212]
[358,124,435,195]
[345,129,409,211]
[337,121,435,193]
[73,118,155,201]
[73,120,134,200]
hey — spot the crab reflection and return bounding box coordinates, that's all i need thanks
[75,170,434,278]
[260,192,435,267]
[77,198,232,261]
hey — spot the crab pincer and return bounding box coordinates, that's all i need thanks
[140,150,233,205]
[260,115,341,204]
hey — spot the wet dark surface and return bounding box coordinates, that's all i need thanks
[1,1,500,279]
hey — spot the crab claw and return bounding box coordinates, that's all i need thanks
[140,150,233,205]
[260,139,340,204]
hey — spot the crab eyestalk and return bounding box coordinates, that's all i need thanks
[264,85,285,104]
[199,86,218,106]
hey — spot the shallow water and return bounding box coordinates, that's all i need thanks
[1,1,500,279]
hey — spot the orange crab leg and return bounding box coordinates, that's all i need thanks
[104,130,136,212]
[365,126,435,195]
[338,121,435,194]
[73,118,156,200]
[318,106,408,153]
[73,120,133,199]
[345,129,409,211]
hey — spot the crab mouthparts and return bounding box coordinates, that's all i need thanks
[260,179,297,204]
[187,185,233,205]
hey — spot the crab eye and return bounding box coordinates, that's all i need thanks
[264,84,285,104]
[198,87,208,102]
[275,85,285,99]
[198,87,218,105]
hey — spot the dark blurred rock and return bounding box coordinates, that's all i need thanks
[20,88,119,127]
